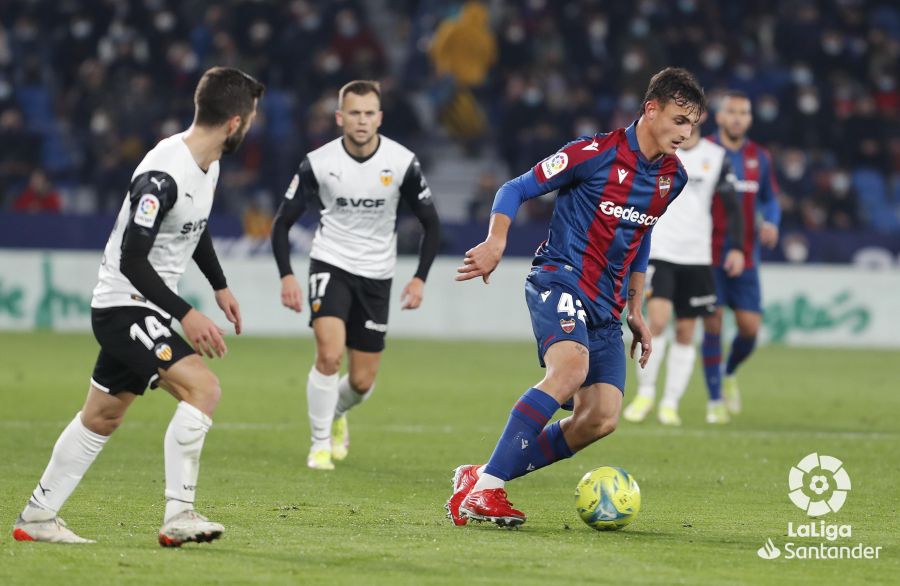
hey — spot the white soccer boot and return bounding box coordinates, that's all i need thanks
[12,515,95,544]
[158,510,223,547]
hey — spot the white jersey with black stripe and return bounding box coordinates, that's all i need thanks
[301,136,426,279]
[91,133,219,317]
[650,138,726,266]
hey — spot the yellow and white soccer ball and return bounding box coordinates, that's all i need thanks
[575,466,641,531]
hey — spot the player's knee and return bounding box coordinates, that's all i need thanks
[188,370,221,408]
[82,410,123,436]
[315,352,342,376]
[570,409,618,443]
[547,365,588,395]
[349,372,375,393]
[674,324,694,345]
[584,415,619,441]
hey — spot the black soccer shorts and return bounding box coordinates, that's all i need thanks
[90,306,195,395]
[308,259,392,353]
[646,260,717,318]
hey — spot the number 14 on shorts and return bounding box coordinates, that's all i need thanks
[130,315,173,350]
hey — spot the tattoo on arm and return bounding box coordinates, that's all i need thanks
[628,288,637,300]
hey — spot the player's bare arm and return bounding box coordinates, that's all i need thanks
[759,221,779,248]
[723,249,745,277]
[400,277,425,310]
[280,274,303,313]
[214,288,241,334]
[456,212,510,284]
[181,308,227,358]
[626,272,652,368]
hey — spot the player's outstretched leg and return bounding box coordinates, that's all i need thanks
[157,356,224,547]
[459,386,562,527]
[13,386,134,544]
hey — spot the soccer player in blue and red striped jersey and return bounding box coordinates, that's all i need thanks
[445,68,706,527]
[702,91,781,422]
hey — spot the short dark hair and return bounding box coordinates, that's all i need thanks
[720,89,750,103]
[194,67,265,127]
[338,80,381,109]
[640,67,706,117]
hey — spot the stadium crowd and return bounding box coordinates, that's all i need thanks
[0,0,897,235]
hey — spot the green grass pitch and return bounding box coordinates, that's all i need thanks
[0,332,897,585]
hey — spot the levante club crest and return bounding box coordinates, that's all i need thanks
[658,176,671,198]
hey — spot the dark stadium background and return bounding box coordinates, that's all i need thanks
[0,0,897,263]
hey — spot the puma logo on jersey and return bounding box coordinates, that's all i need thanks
[150,176,166,191]
[329,171,342,181]
[582,139,599,151]
[617,168,629,184]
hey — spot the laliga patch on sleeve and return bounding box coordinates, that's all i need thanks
[284,174,299,200]
[540,152,569,180]
[133,194,160,228]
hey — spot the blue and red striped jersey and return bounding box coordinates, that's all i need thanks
[492,121,689,321]
[708,133,781,268]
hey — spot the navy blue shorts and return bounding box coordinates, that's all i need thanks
[713,266,762,313]
[525,269,626,393]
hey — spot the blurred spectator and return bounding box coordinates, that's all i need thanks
[430,2,496,88]
[13,169,61,213]
[467,171,500,221]
[329,8,386,79]
[242,193,274,240]
[429,2,496,151]
[0,0,895,236]
[0,108,41,206]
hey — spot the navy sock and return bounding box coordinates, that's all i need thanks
[702,333,722,401]
[508,421,574,480]
[725,335,756,376]
[483,388,559,481]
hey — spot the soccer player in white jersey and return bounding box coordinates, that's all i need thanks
[271,80,440,470]
[622,115,745,425]
[12,67,264,546]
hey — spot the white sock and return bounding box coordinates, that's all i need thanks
[22,412,109,522]
[636,336,666,400]
[334,375,375,418]
[660,342,697,410]
[164,401,212,523]
[307,366,339,452]
[472,473,504,492]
